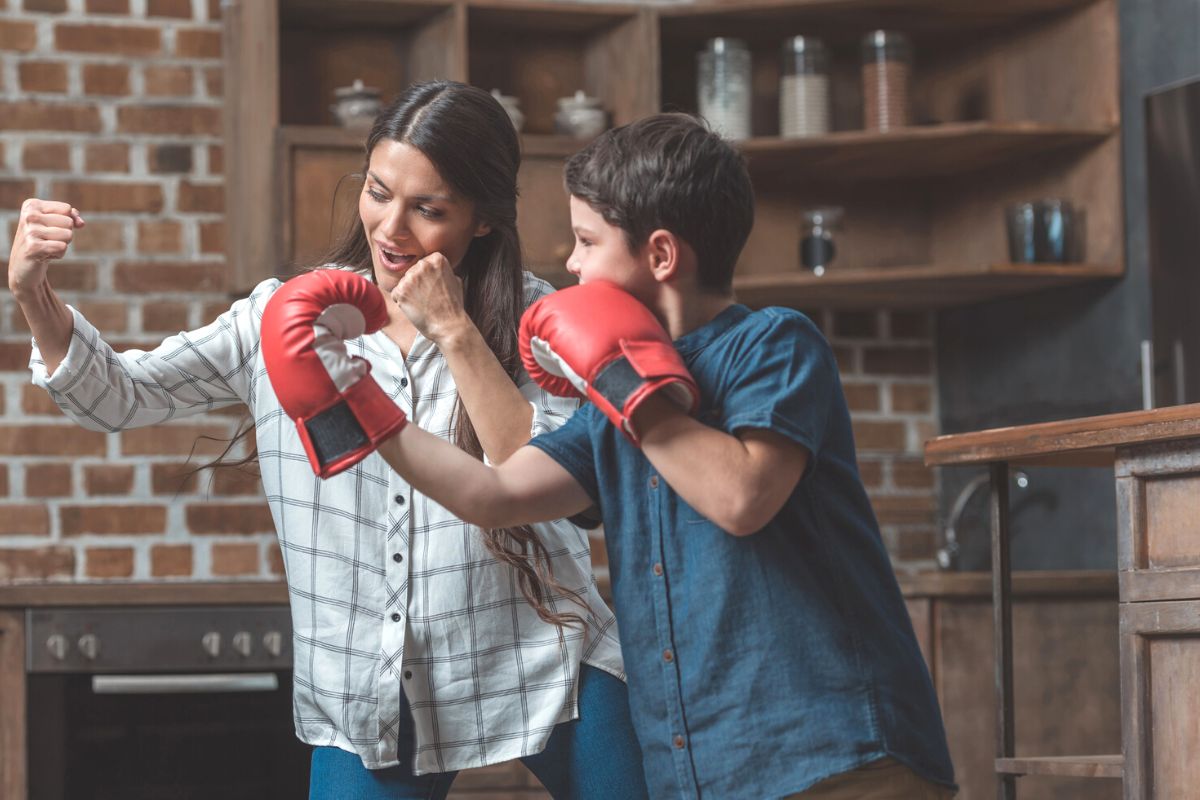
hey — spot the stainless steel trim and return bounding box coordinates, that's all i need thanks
[91,673,279,694]
[1141,339,1155,410]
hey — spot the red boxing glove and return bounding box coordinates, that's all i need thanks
[519,281,698,443]
[260,269,408,477]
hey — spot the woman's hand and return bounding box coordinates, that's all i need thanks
[8,199,85,300]
[390,253,473,346]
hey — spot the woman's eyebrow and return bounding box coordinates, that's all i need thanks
[366,171,454,203]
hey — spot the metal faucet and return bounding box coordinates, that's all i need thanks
[937,470,1029,570]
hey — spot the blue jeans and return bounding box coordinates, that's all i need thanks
[309,665,649,800]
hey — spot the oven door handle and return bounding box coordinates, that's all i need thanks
[91,673,279,694]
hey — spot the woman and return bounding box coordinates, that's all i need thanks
[8,81,648,799]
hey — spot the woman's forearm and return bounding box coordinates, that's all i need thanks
[13,279,73,375]
[438,323,534,464]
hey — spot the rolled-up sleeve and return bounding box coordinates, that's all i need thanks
[28,278,280,432]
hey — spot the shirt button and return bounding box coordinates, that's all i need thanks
[652,563,663,576]
[400,378,408,388]
[673,735,685,749]
[391,612,401,622]
[394,494,406,505]
[392,553,403,563]
[663,649,674,663]
[404,670,413,680]
[649,476,659,489]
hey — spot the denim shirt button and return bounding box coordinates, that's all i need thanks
[653,563,664,576]
[663,649,674,663]
[649,475,659,489]
[673,735,685,749]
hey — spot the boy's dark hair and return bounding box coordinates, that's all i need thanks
[564,113,755,292]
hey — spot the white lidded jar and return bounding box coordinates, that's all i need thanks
[697,37,752,140]
[780,35,830,138]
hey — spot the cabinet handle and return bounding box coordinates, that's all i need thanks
[91,673,278,694]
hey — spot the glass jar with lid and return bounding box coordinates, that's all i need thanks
[697,37,752,140]
[780,36,830,138]
[861,30,912,131]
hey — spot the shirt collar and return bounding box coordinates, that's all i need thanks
[674,303,751,357]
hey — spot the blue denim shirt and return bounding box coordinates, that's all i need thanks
[528,305,955,798]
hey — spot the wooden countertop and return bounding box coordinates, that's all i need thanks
[0,581,290,608]
[0,571,1115,607]
[924,402,1200,468]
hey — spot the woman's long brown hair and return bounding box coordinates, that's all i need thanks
[209,81,585,630]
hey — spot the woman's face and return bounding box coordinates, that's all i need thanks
[359,139,491,295]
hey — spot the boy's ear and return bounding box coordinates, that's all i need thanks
[645,228,681,282]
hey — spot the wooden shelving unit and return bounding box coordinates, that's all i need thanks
[225,0,1124,313]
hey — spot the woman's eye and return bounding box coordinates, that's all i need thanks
[417,206,442,219]
[366,188,387,203]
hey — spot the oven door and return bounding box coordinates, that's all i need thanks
[28,670,310,800]
[26,607,310,800]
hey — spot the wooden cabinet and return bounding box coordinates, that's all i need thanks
[926,404,1200,798]
[903,572,1121,800]
[223,0,1124,308]
[1115,440,1200,798]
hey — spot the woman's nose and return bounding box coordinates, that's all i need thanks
[379,204,410,239]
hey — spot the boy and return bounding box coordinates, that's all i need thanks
[261,114,955,798]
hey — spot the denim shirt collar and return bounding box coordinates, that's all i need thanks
[674,303,751,358]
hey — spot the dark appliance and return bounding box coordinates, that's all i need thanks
[25,605,309,800]
[1146,75,1200,406]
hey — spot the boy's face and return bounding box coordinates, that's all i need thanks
[566,196,657,301]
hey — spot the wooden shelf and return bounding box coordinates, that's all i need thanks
[732,262,1122,310]
[995,755,1123,779]
[277,125,586,158]
[738,122,1113,183]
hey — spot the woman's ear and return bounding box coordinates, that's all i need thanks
[474,220,493,238]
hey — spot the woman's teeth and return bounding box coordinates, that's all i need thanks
[382,249,413,266]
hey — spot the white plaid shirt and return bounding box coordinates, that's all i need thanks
[29,270,624,774]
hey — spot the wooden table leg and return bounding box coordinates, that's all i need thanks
[990,463,1016,800]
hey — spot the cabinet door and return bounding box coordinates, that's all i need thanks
[282,140,364,271]
[936,598,1120,800]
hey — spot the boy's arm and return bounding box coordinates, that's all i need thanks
[634,394,809,536]
[376,426,595,530]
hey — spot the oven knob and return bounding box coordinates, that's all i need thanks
[46,634,69,661]
[232,631,253,658]
[77,633,100,661]
[201,631,221,658]
[262,630,283,658]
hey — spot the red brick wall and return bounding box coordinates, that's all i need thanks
[0,0,940,583]
[0,0,281,582]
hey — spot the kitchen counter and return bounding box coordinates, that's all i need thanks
[924,401,1200,467]
[0,570,1117,606]
[925,403,1200,798]
[0,580,289,608]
